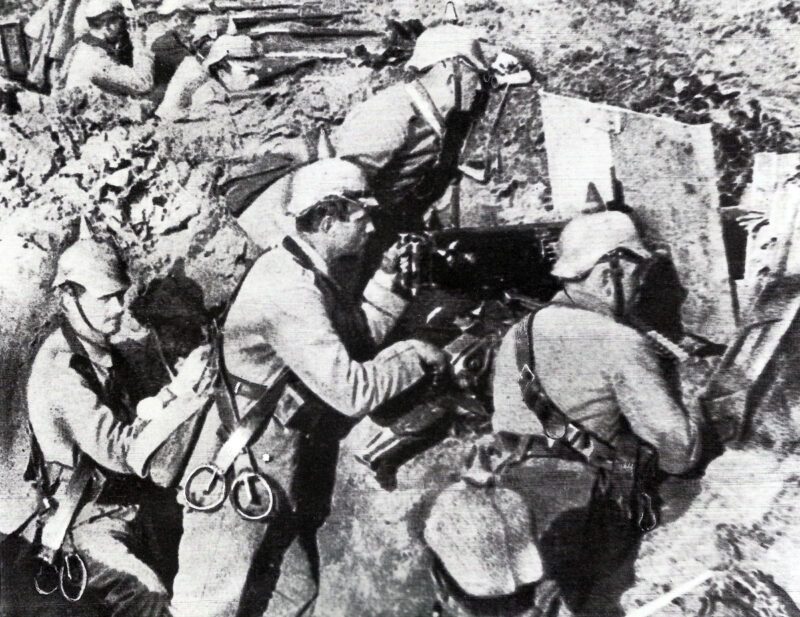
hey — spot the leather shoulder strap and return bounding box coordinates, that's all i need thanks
[514,311,537,383]
[513,308,567,436]
[405,81,446,138]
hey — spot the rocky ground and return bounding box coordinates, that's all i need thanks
[2,0,800,615]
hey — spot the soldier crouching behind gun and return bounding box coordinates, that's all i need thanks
[9,228,213,617]
[169,158,448,617]
[486,211,705,616]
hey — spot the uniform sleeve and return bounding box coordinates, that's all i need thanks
[361,269,409,345]
[263,278,427,419]
[88,36,154,96]
[607,337,701,474]
[44,369,145,474]
[155,56,208,120]
[334,93,411,172]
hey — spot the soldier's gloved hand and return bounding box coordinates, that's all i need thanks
[170,344,214,397]
[408,339,448,377]
[379,239,407,274]
[378,240,409,296]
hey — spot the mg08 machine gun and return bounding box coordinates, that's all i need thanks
[355,223,565,480]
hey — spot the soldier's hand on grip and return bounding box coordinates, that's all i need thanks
[379,239,407,274]
[381,235,428,296]
[408,339,448,375]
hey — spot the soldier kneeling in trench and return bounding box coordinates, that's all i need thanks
[472,210,704,616]
[14,225,213,616]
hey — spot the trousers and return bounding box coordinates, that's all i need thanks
[500,454,641,617]
[170,393,341,617]
[69,511,173,617]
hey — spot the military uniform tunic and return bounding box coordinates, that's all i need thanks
[59,34,154,98]
[493,290,702,474]
[171,236,431,617]
[491,290,703,613]
[26,322,180,617]
[334,81,471,231]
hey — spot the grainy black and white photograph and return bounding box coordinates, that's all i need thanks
[0,0,798,615]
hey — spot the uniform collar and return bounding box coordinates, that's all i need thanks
[550,289,616,319]
[286,234,332,279]
[81,338,114,369]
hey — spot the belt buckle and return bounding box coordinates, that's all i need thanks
[184,463,228,512]
[59,552,87,602]
[230,470,274,521]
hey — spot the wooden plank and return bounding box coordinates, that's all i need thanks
[541,92,737,343]
[540,93,615,217]
[725,153,800,315]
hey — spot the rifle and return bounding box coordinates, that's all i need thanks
[230,9,360,27]
[249,23,380,38]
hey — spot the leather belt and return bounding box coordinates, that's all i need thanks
[523,433,615,470]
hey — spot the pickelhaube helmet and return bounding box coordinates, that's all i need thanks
[83,0,126,20]
[52,219,129,297]
[424,480,543,598]
[284,158,375,218]
[551,210,651,280]
[203,34,259,68]
[406,25,489,73]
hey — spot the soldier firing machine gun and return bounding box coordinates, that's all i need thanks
[354,222,719,479]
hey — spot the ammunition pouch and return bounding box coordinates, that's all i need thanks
[594,434,659,532]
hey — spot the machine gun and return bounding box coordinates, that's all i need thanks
[355,223,564,481]
[395,223,563,299]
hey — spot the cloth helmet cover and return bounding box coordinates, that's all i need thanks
[83,0,126,20]
[551,210,651,280]
[424,480,543,597]
[406,25,488,72]
[204,34,259,68]
[52,239,129,297]
[284,158,372,218]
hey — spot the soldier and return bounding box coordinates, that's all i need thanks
[21,230,211,617]
[490,211,704,614]
[170,158,447,617]
[156,34,263,122]
[236,26,492,277]
[58,0,161,98]
[334,24,490,235]
[424,448,563,617]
